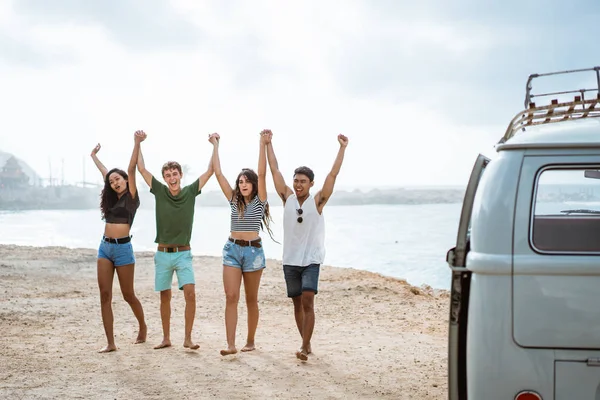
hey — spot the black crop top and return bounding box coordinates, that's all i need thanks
[104,191,140,226]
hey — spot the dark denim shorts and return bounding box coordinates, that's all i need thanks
[283,264,320,297]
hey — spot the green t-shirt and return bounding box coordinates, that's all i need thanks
[150,176,200,245]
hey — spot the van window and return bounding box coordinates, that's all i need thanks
[532,167,600,253]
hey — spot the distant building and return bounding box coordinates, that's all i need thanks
[0,150,42,188]
[0,156,30,189]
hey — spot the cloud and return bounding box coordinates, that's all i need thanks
[0,32,56,67]
[13,0,203,51]
[331,0,600,125]
[178,1,329,90]
[213,33,277,89]
[0,2,76,68]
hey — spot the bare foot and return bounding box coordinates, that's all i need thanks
[183,339,200,350]
[135,325,147,344]
[98,344,117,353]
[241,342,255,352]
[153,339,172,349]
[295,349,308,361]
[220,347,238,356]
[306,343,312,354]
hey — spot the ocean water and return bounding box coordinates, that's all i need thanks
[0,203,462,289]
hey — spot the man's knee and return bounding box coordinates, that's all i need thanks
[160,290,172,304]
[292,296,303,310]
[182,285,196,302]
[301,293,315,311]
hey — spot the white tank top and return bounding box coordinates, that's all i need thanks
[282,194,325,266]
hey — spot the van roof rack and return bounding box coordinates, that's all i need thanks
[498,66,600,144]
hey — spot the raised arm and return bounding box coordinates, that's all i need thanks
[208,133,233,201]
[315,134,349,213]
[127,130,146,197]
[263,131,293,203]
[136,138,153,187]
[257,130,268,202]
[90,143,108,180]
[196,151,214,193]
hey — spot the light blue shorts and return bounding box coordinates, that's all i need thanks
[154,250,195,292]
[222,239,266,273]
[98,239,135,267]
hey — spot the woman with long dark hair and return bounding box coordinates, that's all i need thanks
[209,130,275,356]
[90,131,147,353]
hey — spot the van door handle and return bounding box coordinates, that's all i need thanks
[587,358,600,366]
[449,266,470,272]
[446,248,470,272]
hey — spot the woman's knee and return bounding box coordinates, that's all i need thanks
[245,295,259,308]
[99,289,112,304]
[122,291,137,304]
[225,290,240,304]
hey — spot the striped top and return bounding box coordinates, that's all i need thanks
[230,196,267,232]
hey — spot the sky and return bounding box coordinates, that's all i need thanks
[1,0,600,191]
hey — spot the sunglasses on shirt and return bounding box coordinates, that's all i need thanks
[296,208,303,223]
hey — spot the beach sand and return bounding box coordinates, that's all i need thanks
[0,244,449,399]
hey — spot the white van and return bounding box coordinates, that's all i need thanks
[447,66,600,400]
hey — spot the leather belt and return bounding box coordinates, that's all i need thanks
[228,237,262,248]
[157,245,191,253]
[103,235,131,244]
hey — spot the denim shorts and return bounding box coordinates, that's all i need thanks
[154,250,195,292]
[222,239,266,273]
[283,264,320,297]
[98,238,135,267]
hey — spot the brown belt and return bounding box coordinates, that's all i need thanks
[228,237,262,248]
[157,245,191,253]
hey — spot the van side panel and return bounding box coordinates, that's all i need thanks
[467,275,554,399]
[467,150,555,398]
[512,154,600,350]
